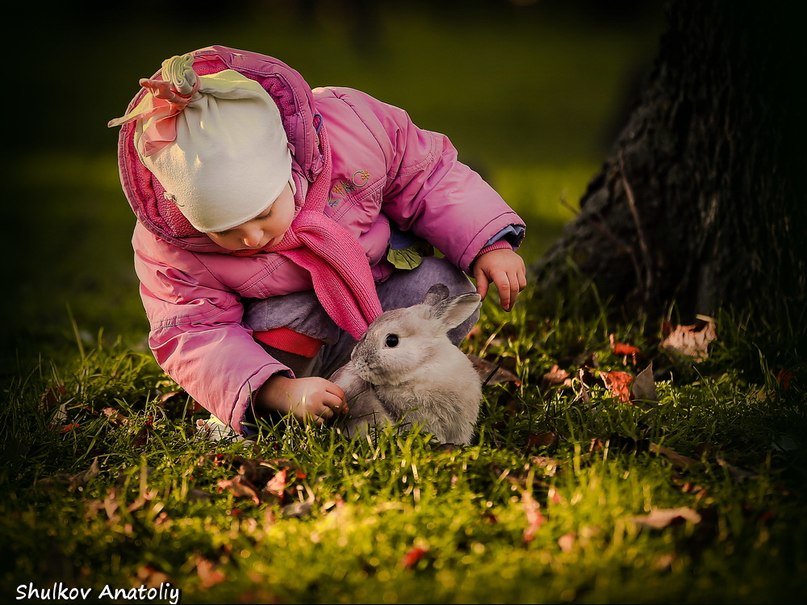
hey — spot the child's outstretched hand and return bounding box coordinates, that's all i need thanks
[472,248,527,311]
[258,375,348,425]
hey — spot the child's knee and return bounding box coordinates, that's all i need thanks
[419,257,476,297]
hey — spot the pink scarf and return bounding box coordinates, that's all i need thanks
[240,125,383,339]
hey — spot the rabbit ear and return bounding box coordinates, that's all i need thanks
[422,283,450,307]
[429,292,482,331]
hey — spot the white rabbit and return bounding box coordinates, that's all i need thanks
[330,284,483,445]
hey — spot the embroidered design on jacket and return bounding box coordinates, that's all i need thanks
[328,169,370,207]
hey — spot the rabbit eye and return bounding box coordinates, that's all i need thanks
[384,334,400,348]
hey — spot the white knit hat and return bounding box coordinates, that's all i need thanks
[110,54,292,233]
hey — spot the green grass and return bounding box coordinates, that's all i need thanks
[5,4,807,603]
[2,286,806,603]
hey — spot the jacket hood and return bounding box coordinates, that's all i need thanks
[115,45,324,253]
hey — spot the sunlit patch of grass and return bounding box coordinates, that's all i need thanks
[2,284,806,603]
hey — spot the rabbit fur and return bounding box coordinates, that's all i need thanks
[330,283,483,445]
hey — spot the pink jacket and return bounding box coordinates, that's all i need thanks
[116,46,525,433]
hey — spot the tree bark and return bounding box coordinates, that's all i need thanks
[533,0,807,321]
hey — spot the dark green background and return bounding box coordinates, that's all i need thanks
[1,0,663,367]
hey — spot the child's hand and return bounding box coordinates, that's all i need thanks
[258,375,348,425]
[472,248,527,311]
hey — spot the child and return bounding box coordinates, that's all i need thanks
[109,45,526,435]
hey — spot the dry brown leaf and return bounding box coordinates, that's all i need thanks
[600,371,633,403]
[630,363,658,404]
[188,488,213,502]
[40,384,67,410]
[68,457,101,491]
[217,476,260,505]
[136,565,170,588]
[654,553,675,571]
[530,456,559,477]
[157,390,184,405]
[526,431,559,450]
[716,454,757,482]
[401,545,429,569]
[196,557,226,589]
[83,499,105,520]
[467,354,522,387]
[102,407,129,426]
[127,488,159,513]
[557,532,576,552]
[282,498,314,518]
[609,334,640,364]
[631,507,701,529]
[263,468,288,502]
[548,487,565,505]
[660,318,717,362]
[542,364,571,387]
[521,490,546,543]
[775,369,795,391]
[649,443,698,470]
[103,488,120,521]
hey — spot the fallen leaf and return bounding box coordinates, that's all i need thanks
[771,433,799,453]
[282,498,314,518]
[401,546,429,569]
[60,422,81,433]
[136,565,170,588]
[127,488,159,513]
[40,384,67,410]
[660,318,717,362]
[157,390,184,405]
[610,334,640,364]
[527,431,559,450]
[631,507,701,529]
[557,532,576,552]
[575,368,591,403]
[263,468,288,502]
[521,490,546,543]
[775,369,795,391]
[649,443,698,470]
[83,499,105,520]
[654,553,675,571]
[467,354,522,387]
[102,407,129,426]
[630,363,658,404]
[217,476,260,505]
[589,438,605,453]
[103,488,120,521]
[715,454,757,482]
[548,487,565,505]
[542,364,571,387]
[188,488,213,502]
[600,371,633,403]
[196,557,226,589]
[530,456,559,477]
[68,457,101,491]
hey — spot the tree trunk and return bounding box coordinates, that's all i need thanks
[533,0,807,321]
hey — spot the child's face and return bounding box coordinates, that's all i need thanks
[206,183,295,251]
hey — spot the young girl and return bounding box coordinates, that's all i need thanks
[109,45,526,435]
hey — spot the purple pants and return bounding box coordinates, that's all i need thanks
[243,257,479,379]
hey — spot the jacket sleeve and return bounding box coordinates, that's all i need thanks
[133,229,290,434]
[337,88,526,272]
